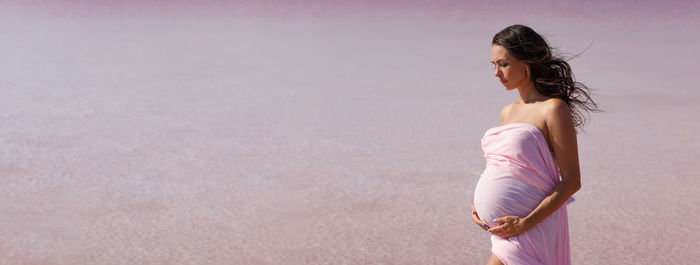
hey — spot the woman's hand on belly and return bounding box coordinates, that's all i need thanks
[470,204,491,232]
[487,215,533,239]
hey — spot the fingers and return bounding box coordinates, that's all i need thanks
[488,217,509,235]
[491,216,517,227]
[475,218,490,231]
[469,206,481,223]
[471,211,488,227]
[475,218,489,231]
[489,228,510,238]
[488,217,518,238]
[470,205,479,219]
[471,212,483,225]
[488,225,509,238]
[468,205,492,232]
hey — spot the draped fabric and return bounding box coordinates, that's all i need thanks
[473,123,574,265]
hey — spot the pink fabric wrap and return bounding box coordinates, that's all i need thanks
[473,123,575,265]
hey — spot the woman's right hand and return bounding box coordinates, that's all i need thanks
[470,204,490,232]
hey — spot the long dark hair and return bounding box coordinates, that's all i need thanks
[492,24,603,133]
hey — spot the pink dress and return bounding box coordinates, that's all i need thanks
[473,123,575,265]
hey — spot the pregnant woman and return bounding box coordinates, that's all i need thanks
[470,25,601,265]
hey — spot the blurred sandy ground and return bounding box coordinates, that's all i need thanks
[0,1,698,264]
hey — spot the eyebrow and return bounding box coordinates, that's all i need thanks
[491,59,506,64]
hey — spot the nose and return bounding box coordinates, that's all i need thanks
[494,67,502,78]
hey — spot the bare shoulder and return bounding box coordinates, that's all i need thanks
[543,98,575,136]
[543,98,570,119]
[500,103,513,124]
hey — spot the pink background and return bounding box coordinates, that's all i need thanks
[1,1,699,264]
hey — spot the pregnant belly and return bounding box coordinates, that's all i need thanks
[473,166,546,228]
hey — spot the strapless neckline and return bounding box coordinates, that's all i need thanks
[486,123,554,153]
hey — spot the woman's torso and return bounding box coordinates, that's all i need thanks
[474,123,555,228]
[475,99,560,227]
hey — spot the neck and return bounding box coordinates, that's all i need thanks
[516,80,544,104]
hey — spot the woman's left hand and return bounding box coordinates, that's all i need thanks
[488,216,532,239]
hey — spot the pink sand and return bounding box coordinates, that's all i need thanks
[1,1,699,264]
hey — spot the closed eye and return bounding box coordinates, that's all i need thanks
[493,63,508,69]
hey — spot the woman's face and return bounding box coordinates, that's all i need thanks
[491,44,529,90]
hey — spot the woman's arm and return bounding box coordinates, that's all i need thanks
[488,99,581,238]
